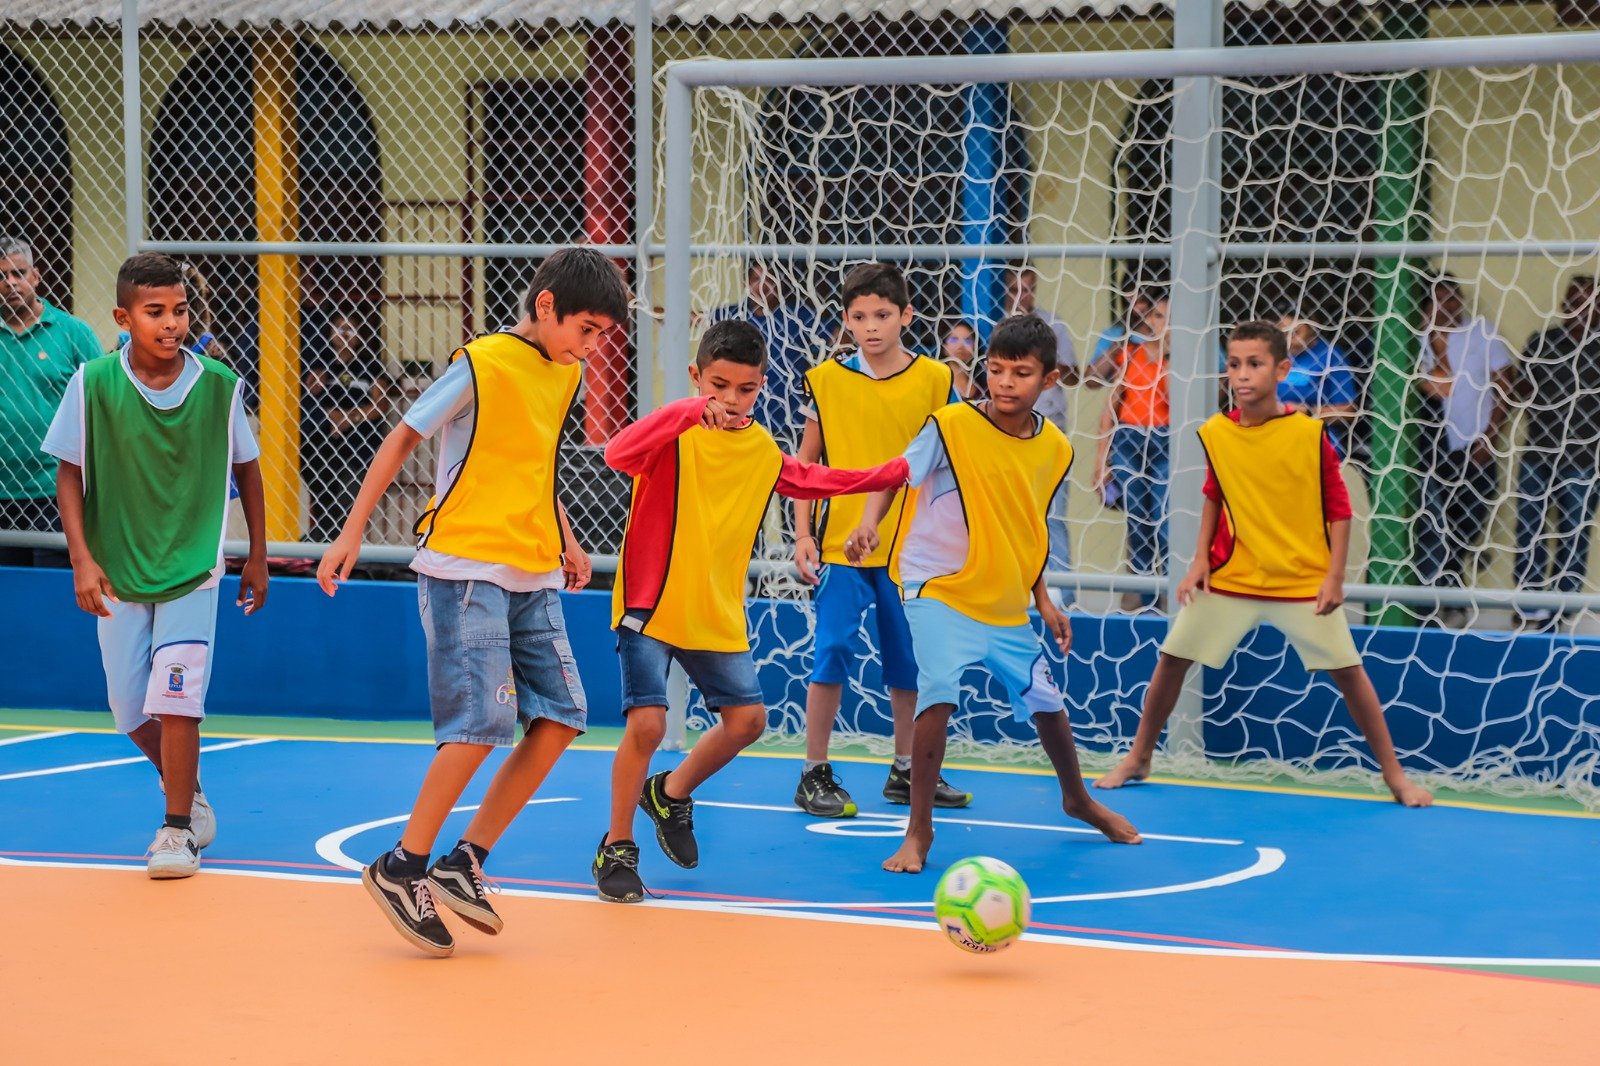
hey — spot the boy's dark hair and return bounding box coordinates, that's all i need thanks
[522,246,631,324]
[841,262,910,311]
[696,319,768,369]
[116,252,186,308]
[986,314,1058,373]
[1228,320,1289,362]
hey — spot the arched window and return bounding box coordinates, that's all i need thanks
[148,38,382,400]
[0,49,74,310]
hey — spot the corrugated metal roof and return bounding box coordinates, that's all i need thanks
[4,0,1173,30]
[3,0,1379,30]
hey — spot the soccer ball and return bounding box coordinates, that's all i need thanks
[932,856,1031,954]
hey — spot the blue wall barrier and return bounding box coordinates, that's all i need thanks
[3,567,1596,782]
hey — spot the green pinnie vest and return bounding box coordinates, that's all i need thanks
[81,353,237,603]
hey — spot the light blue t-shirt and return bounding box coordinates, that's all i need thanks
[41,349,259,468]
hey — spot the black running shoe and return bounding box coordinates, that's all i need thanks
[593,836,646,903]
[362,855,454,957]
[639,770,698,868]
[427,853,502,935]
[882,765,973,809]
[794,762,858,818]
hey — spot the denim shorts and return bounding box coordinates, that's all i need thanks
[418,575,587,745]
[616,618,764,713]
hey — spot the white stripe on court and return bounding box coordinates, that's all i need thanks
[694,800,1245,846]
[312,797,579,871]
[0,730,76,747]
[2,852,1595,970]
[0,737,275,782]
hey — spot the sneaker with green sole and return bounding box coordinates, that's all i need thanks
[794,762,858,818]
[593,836,646,903]
[882,765,972,808]
[639,771,698,868]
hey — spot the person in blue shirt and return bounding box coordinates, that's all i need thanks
[707,262,835,450]
[1276,313,1359,457]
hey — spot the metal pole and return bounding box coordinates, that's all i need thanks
[1367,2,1433,626]
[660,68,694,750]
[121,0,140,255]
[633,0,656,415]
[1162,0,1224,759]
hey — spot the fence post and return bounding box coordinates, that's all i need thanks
[1163,0,1224,758]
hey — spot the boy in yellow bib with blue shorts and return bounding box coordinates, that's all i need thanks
[1095,321,1433,807]
[846,315,1143,874]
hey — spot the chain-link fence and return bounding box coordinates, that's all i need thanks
[6,0,1600,618]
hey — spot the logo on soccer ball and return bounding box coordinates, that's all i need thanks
[165,665,186,694]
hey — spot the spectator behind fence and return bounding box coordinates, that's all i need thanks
[940,319,983,399]
[1414,276,1517,623]
[1276,313,1359,458]
[301,310,391,542]
[708,262,835,448]
[1513,274,1600,629]
[1005,266,1081,607]
[1086,293,1172,612]
[1091,277,1157,362]
[0,236,102,567]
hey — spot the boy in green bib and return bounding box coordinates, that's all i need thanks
[43,253,269,879]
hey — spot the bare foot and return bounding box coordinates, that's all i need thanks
[1064,798,1144,844]
[1386,775,1434,808]
[1094,753,1151,790]
[882,829,933,874]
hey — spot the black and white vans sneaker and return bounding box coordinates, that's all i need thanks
[427,852,503,935]
[362,855,454,957]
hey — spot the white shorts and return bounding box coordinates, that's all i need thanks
[903,597,1063,722]
[97,586,219,733]
[1161,590,1362,672]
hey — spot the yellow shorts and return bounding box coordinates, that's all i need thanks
[1160,590,1362,672]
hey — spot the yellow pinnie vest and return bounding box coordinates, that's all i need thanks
[910,403,1072,627]
[1198,410,1331,599]
[805,354,953,567]
[612,421,784,653]
[415,332,581,572]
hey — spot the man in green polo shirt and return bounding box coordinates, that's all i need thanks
[0,237,103,566]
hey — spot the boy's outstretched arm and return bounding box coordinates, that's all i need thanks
[56,460,113,617]
[316,423,423,594]
[775,453,909,503]
[842,489,899,564]
[232,458,269,614]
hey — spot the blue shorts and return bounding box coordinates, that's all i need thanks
[903,598,1063,722]
[616,616,764,713]
[809,564,918,691]
[98,585,219,734]
[418,575,587,746]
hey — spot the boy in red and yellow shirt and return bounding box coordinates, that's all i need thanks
[1096,321,1432,806]
[592,320,909,902]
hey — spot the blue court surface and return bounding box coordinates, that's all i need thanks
[2,728,1598,968]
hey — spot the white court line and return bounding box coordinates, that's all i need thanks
[2,853,1594,970]
[695,800,1244,846]
[0,737,275,782]
[312,797,578,871]
[0,730,75,747]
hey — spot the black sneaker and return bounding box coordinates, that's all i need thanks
[593,836,646,903]
[427,853,503,935]
[882,765,973,809]
[362,855,454,957]
[639,770,698,868]
[795,762,858,818]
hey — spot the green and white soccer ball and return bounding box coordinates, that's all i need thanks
[932,856,1031,954]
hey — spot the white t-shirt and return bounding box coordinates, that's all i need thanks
[895,407,1046,591]
[401,358,564,592]
[1419,316,1513,452]
[40,349,260,592]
